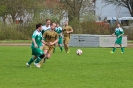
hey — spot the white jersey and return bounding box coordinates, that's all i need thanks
[42,25,50,32]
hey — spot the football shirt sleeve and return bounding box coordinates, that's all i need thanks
[32,32,36,38]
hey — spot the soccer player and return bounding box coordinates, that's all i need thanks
[26,23,45,67]
[110,23,124,53]
[36,22,58,67]
[40,19,51,50]
[62,21,73,53]
[54,22,63,52]
[42,19,51,35]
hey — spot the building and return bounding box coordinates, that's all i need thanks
[95,0,131,22]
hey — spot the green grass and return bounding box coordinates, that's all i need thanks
[0,40,31,43]
[0,46,133,88]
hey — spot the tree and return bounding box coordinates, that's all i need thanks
[102,0,133,17]
[0,0,45,24]
[60,0,92,21]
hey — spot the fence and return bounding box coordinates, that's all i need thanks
[69,34,127,47]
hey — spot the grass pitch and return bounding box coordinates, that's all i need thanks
[0,46,133,88]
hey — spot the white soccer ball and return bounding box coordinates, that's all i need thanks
[76,49,83,55]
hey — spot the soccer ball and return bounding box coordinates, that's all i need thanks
[76,49,83,55]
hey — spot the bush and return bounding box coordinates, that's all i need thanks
[0,18,133,40]
[80,21,111,35]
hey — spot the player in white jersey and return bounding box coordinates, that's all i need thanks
[40,19,51,50]
[42,19,51,35]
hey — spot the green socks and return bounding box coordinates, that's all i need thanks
[112,47,124,53]
[112,47,116,52]
[43,57,47,63]
[28,58,35,65]
[59,46,63,52]
[35,57,41,63]
[53,48,55,53]
[121,47,124,52]
[53,46,63,52]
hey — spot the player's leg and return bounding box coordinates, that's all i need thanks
[64,37,70,53]
[36,50,50,68]
[58,44,63,52]
[26,48,39,67]
[26,55,38,67]
[53,45,56,53]
[35,49,47,68]
[120,44,124,53]
[34,44,43,64]
[111,38,120,53]
[58,37,63,52]
[43,49,49,62]
[63,38,68,53]
[43,46,53,59]
[119,38,124,53]
[112,44,117,52]
[46,46,54,59]
[63,42,67,52]
[34,48,44,65]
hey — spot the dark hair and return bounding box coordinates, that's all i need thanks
[36,23,42,29]
[50,22,56,26]
[46,19,50,22]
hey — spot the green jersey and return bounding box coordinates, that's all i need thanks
[55,26,62,34]
[31,30,42,48]
[115,27,124,38]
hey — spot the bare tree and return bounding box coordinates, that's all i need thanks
[102,0,133,17]
[59,0,93,22]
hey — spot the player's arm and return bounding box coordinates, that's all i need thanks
[41,40,47,45]
[42,32,48,45]
[112,28,116,36]
[112,33,115,36]
[69,27,73,33]
[66,26,73,33]
[50,34,59,45]
[32,33,38,48]
[32,38,38,48]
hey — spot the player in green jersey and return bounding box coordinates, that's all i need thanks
[36,22,58,68]
[110,23,124,53]
[53,22,63,52]
[26,23,45,67]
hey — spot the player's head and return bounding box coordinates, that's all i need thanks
[50,22,56,30]
[36,23,42,31]
[56,22,60,27]
[117,23,121,28]
[64,21,68,26]
[46,19,51,26]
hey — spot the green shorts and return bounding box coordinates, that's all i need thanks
[115,38,122,44]
[58,36,63,44]
[32,48,44,56]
